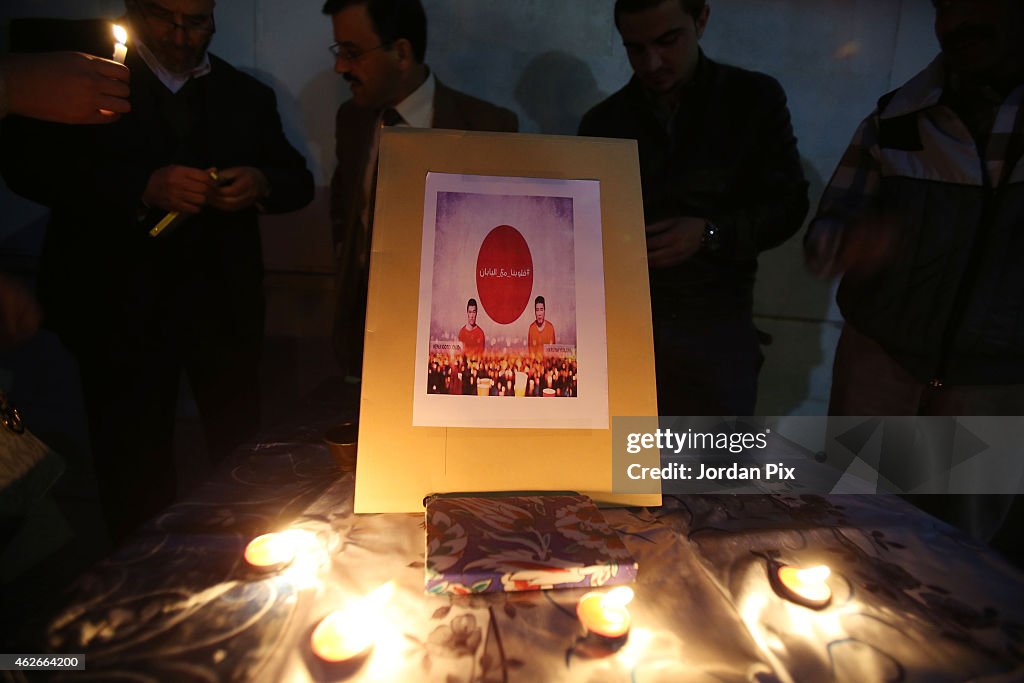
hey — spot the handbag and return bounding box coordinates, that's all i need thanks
[0,390,63,518]
[0,390,69,583]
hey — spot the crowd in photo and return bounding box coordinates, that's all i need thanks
[427,350,577,397]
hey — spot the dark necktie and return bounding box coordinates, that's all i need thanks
[381,107,403,127]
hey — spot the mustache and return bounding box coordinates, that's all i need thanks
[941,24,997,49]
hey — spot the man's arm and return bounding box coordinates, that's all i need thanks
[0,52,130,124]
[0,50,139,220]
[213,84,313,215]
[579,76,808,268]
[804,112,887,278]
[705,75,809,260]
[0,113,153,227]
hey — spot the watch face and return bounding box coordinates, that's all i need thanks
[702,221,721,251]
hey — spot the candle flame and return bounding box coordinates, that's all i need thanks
[601,586,635,609]
[244,529,315,568]
[113,24,128,46]
[778,564,832,605]
[311,582,396,662]
[796,565,831,585]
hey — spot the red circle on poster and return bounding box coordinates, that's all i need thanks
[476,225,534,325]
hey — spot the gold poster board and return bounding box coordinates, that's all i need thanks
[354,128,659,512]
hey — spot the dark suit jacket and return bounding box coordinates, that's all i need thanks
[330,78,518,375]
[1,19,314,354]
[579,53,808,318]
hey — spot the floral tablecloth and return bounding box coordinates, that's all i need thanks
[40,382,1024,682]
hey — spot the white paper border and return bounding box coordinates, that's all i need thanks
[412,173,608,429]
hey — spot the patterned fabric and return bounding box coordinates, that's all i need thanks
[425,494,637,594]
[36,381,1024,682]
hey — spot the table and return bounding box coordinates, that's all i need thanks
[43,382,1024,682]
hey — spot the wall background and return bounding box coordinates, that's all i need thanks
[0,0,939,415]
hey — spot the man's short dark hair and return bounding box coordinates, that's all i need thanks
[614,0,707,28]
[535,296,545,307]
[467,298,477,310]
[322,0,427,63]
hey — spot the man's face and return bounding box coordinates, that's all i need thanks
[934,0,1024,81]
[535,303,545,326]
[331,3,404,108]
[467,304,477,326]
[129,0,215,74]
[617,0,708,95]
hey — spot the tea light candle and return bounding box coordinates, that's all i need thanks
[312,611,373,662]
[577,586,634,639]
[773,564,832,609]
[244,530,307,571]
[311,583,395,663]
[112,24,127,64]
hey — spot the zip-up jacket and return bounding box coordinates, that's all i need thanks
[806,56,1024,386]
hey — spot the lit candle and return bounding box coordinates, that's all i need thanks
[773,564,832,609]
[576,586,634,639]
[244,530,307,571]
[112,24,128,65]
[311,583,395,663]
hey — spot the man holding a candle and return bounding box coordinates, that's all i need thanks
[323,0,518,382]
[1,0,314,542]
[0,49,131,349]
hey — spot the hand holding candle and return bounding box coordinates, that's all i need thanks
[143,165,218,214]
[208,167,271,212]
[146,167,222,238]
[0,52,129,124]
[97,24,128,119]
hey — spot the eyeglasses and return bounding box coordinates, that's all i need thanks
[137,0,216,35]
[328,41,390,64]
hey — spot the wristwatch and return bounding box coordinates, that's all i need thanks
[701,220,721,252]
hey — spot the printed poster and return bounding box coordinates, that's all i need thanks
[412,173,608,428]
